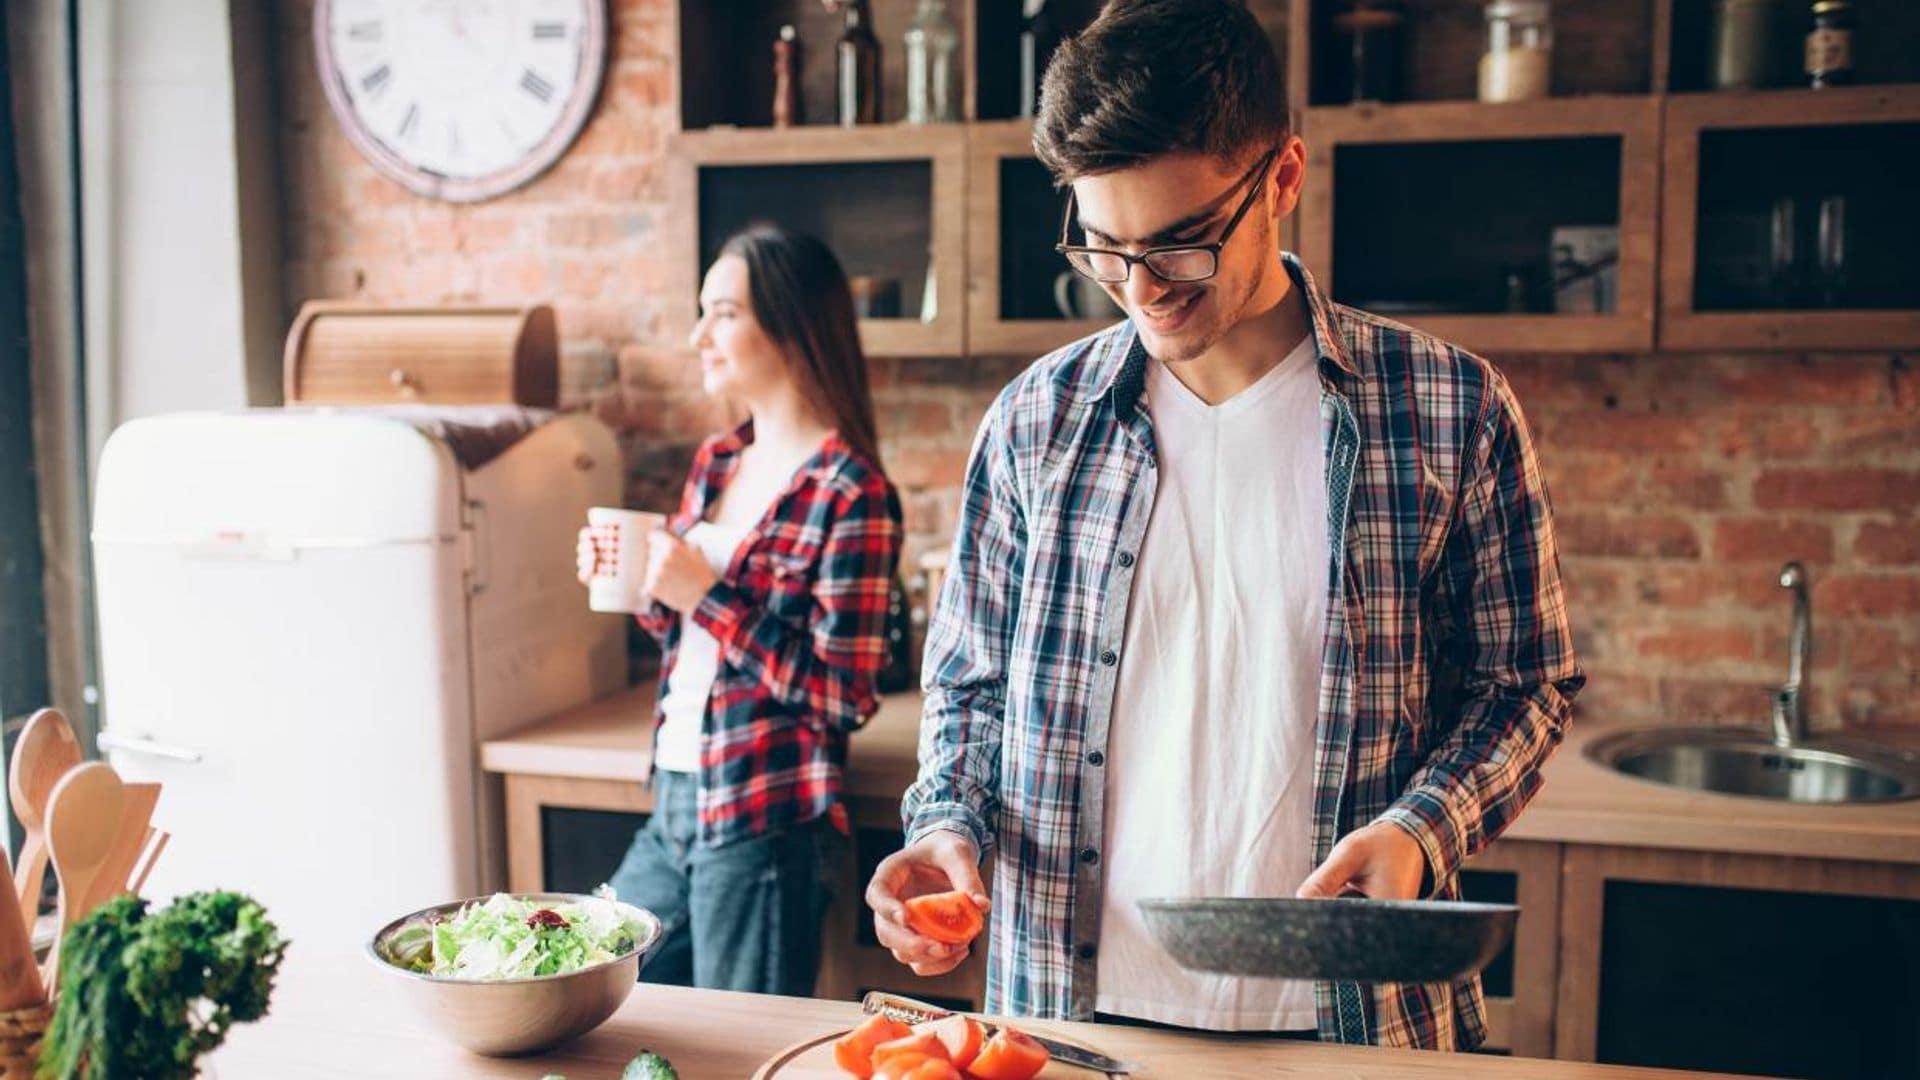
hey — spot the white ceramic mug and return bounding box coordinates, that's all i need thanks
[585,508,667,613]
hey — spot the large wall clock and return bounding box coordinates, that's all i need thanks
[314,1,608,203]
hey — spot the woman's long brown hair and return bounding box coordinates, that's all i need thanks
[718,224,884,473]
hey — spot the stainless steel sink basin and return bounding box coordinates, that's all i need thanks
[1586,727,1920,804]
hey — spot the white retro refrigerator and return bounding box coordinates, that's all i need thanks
[90,408,628,950]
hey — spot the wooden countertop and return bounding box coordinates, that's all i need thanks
[482,686,1920,865]
[207,950,1741,1079]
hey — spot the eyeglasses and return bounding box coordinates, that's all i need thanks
[1055,149,1279,285]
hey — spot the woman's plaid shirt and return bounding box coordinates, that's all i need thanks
[903,257,1584,1050]
[639,424,903,848]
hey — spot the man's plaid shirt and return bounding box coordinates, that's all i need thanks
[903,256,1584,1050]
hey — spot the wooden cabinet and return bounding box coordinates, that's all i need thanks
[1657,86,1920,351]
[666,125,969,358]
[1554,845,1920,1075]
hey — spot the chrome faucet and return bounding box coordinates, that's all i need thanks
[1773,561,1812,747]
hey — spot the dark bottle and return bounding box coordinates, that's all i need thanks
[773,24,802,127]
[1018,0,1060,120]
[1804,0,1854,88]
[1331,1,1406,104]
[837,0,882,126]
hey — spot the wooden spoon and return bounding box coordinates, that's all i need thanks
[77,783,160,916]
[0,857,44,1009]
[41,762,124,996]
[8,708,83,913]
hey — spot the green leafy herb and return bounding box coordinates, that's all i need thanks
[39,891,287,1080]
[621,1050,680,1080]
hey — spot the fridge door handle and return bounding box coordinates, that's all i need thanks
[98,731,205,763]
[464,499,489,595]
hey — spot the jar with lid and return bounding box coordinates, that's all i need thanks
[1804,0,1854,88]
[1478,0,1553,103]
[1709,0,1780,90]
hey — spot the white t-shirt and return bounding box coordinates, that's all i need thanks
[652,521,752,773]
[1095,334,1328,1031]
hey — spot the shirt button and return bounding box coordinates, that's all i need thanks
[1099,649,1118,666]
[1080,847,1100,866]
[1076,943,1096,962]
[1117,551,1135,568]
[1086,749,1105,767]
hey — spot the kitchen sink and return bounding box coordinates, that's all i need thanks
[1586,727,1920,804]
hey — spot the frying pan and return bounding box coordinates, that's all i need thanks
[1138,896,1518,983]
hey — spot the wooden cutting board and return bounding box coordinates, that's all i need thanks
[753,1027,1120,1079]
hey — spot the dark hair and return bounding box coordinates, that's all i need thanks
[1033,0,1290,182]
[717,224,884,472]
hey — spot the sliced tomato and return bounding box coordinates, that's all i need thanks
[901,1059,964,1080]
[873,1052,937,1080]
[872,1030,949,1070]
[965,1027,1050,1080]
[834,1014,913,1078]
[914,1015,984,1069]
[902,890,985,946]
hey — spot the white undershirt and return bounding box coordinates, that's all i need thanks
[652,521,752,774]
[1096,334,1328,1031]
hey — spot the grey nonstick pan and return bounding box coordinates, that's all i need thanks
[1138,896,1519,982]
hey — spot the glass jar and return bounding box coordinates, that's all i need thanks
[834,0,881,126]
[1478,0,1553,103]
[905,0,961,124]
[1710,0,1779,90]
[1804,0,1854,88]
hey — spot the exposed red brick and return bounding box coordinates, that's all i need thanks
[1542,413,1706,454]
[1715,410,1820,460]
[1555,513,1702,559]
[1542,456,1636,507]
[1753,469,1920,512]
[1712,357,1894,407]
[1853,520,1920,566]
[1815,574,1920,618]
[1828,411,1920,457]
[1711,519,1835,563]
[888,449,971,488]
[1636,625,1762,665]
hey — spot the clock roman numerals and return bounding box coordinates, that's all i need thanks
[398,103,419,141]
[360,63,391,98]
[520,69,556,103]
[347,20,382,43]
[531,21,568,40]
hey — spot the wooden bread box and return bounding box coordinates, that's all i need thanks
[282,302,558,406]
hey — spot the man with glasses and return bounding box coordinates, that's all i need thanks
[867,0,1582,1051]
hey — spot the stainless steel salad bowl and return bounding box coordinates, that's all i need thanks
[367,892,665,1056]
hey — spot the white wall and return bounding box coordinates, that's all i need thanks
[79,0,283,445]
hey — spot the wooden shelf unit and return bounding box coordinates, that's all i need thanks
[1657,84,1920,351]
[964,120,1114,358]
[667,124,969,358]
[1299,95,1661,354]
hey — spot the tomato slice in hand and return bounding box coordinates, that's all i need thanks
[915,1015,984,1069]
[902,890,985,946]
[834,1014,913,1078]
[966,1027,1051,1080]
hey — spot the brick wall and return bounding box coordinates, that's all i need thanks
[274,0,1918,730]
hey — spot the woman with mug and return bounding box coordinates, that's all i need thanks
[577,223,902,995]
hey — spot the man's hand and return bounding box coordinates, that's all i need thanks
[866,829,991,977]
[1296,820,1428,900]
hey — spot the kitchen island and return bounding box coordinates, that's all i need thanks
[207,950,1748,1079]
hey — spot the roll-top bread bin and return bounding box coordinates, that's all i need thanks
[283,303,558,407]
